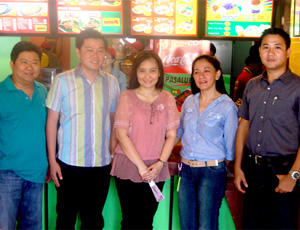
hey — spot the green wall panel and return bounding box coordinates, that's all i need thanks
[0,37,21,82]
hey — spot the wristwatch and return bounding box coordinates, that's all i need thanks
[158,159,167,167]
[289,170,300,180]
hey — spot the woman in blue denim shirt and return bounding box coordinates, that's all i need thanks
[175,54,239,230]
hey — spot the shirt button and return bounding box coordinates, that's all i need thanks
[257,144,260,147]
[263,101,266,104]
[267,87,270,90]
[261,116,264,119]
[259,130,262,133]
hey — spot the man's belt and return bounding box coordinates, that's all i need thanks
[244,147,296,168]
[181,157,225,168]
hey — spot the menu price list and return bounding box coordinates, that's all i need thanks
[0,0,50,33]
[57,0,123,35]
[206,0,273,37]
[131,0,198,37]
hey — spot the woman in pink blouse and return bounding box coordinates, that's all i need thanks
[111,50,180,229]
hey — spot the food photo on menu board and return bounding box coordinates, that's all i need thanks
[57,0,123,35]
[206,0,273,37]
[131,0,198,37]
[0,0,50,33]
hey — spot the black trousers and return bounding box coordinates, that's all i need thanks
[242,152,299,230]
[115,177,165,230]
[56,159,111,230]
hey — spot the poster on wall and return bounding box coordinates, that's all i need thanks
[131,0,198,37]
[152,39,209,161]
[56,0,123,35]
[0,0,50,34]
[152,39,210,112]
[206,0,273,37]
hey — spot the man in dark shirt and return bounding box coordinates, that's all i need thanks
[233,55,262,108]
[234,27,300,229]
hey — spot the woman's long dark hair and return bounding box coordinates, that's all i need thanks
[190,55,227,95]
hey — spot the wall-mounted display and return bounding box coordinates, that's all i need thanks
[205,0,273,37]
[56,0,123,35]
[131,0,198,37]
[0,0,50,34]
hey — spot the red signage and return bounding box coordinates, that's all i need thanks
[0,0,50,34]
[154,39,210,73]
[131,0,198,37]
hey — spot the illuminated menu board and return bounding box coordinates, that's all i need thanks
[56,0,123,35]
[206,0,273,37]
[0,0,50,34]
[131,0,198,37]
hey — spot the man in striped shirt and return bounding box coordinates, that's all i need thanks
[46,29,120,229]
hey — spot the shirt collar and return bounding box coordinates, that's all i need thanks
[193,92,227,105]
[74,64,103,80]
[261,67,293,85]
[3,75,16,91]
[4,74,40,92]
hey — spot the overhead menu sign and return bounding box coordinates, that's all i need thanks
[56,0,123,35]
[0,0,50,34]
[131,0,198,37]
[206,0,273,37]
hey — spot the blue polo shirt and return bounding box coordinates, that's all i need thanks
[0,75,48,183]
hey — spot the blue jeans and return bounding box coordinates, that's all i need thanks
[0,170,43,230]
[178,162,227,230]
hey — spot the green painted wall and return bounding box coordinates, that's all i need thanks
[70,37,80,69]
[0,37,22,82]
[47,176,236,230]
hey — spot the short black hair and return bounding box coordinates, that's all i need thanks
[210,43,216,56]
[245,55,261,66]
[190,55,227,95]
[249,44,260,57]
[129,50,164,90]
[75,29,108,50]
[259,27,290,49]
[11,41,42,64]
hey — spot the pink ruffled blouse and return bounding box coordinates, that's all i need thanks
[110,89,180,183]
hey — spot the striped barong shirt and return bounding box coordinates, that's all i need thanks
[46,65,120,167]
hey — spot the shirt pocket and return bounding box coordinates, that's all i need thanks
[204,112,222,127]
[183,107,195,121]
[271,99,296,126]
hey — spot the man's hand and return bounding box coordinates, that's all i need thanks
[45,167,51,183]
[49,160,63,187]
[234,167,248,193]
[275,174,297,193]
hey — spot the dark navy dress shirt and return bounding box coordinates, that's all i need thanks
[239,68,300,157]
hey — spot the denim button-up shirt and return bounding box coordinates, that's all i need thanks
[177,93,238,161]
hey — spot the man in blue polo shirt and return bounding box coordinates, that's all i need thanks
[0,41,48,230]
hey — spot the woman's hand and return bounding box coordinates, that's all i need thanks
[138,165,150,179]
[142,161,164,181]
